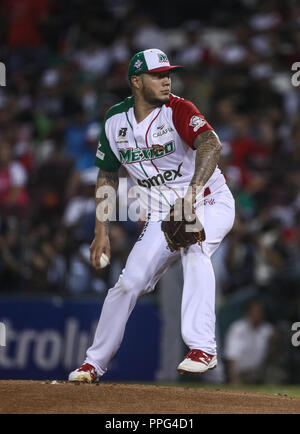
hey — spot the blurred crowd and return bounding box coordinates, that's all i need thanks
[0,0,300,383]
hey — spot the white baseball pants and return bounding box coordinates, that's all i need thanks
[85,185,235,376]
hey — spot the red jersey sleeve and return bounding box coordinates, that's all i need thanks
[167,95,213,149]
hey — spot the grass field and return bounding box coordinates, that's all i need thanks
[154,382,300,398]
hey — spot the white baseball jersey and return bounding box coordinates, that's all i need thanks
[95,93,226,217]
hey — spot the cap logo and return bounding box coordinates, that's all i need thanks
[134,59,143,70]
[158,53,169,63]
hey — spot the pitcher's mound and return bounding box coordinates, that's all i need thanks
[0,380,300,414]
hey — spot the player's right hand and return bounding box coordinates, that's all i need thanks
[89,231,111,270]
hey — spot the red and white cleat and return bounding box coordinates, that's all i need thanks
[68,363,99,383]
[177,349,217,374]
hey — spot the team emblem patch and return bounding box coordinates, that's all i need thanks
[152,144,165,152]
[134,60,143,70]
[158,53,169,63]
[189,115,206,132]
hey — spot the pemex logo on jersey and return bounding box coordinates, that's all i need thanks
[119,141,175,164]
[137,162,183,188]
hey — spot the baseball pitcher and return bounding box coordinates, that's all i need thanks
[69,49,235,382]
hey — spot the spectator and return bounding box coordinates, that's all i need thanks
[225,217,255,294]
[175,20,212,68]
[0,143,29,216]
[73,39,113,78]
[253,217,288,289]
[0,216,27,292]
[224,299,276,384]
[4,0,51,74]
[64,107,96,171]
[62,168,96,239]
[133,15,169,52]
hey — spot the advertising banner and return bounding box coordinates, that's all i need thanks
[0,297,160,381]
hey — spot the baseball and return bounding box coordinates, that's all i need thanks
[100,253,109,269]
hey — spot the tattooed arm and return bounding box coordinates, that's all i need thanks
[95,169,119,234]
[187,130,222,203]
[90,169,119,269]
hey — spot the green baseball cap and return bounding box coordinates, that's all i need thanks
[128,48,183,81]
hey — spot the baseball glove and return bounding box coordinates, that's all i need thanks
[161,201,206,252]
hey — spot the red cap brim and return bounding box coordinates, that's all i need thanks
[146,65,184,73]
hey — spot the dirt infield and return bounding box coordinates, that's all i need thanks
[0,380,300,414]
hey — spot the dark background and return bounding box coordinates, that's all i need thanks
[0,0,300,383]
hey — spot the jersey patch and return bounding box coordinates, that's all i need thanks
[118,127,127,138]
[189,115,207,132]
[96,148,105,160]
[95,124,121,172]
